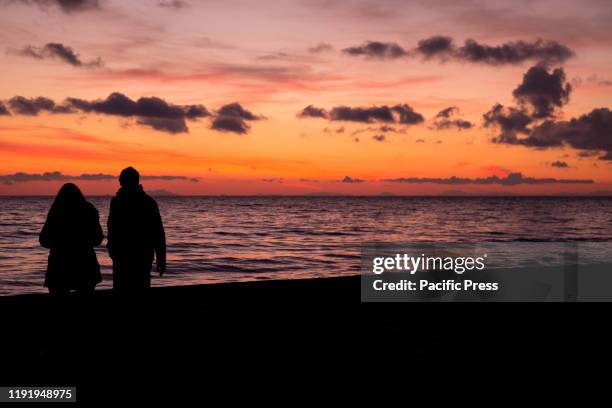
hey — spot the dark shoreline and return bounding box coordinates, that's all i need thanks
[2,275,612,401]
[0,274,361,302]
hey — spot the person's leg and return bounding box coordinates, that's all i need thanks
[48,287,70,296]
[76,285,95,296]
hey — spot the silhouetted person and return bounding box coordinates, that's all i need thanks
[107,167,166,292]
[39,183,104,295]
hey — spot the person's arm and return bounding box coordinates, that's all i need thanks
[153,201,166,276]
[106,199,115,258]
[91,211,104,247]
[39,218,53,249]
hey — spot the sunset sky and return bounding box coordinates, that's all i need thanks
[0,0,611,195]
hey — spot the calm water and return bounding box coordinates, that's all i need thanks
[0,196,611,295]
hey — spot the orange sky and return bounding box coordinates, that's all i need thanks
[0,0,611,195]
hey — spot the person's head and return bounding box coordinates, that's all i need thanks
[51,183,86,213]
[119,166,140,188]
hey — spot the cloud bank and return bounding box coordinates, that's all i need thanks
[492,108,612,160]
[298,104,424,125]
[2,93,262,134]
[0,171,199,185]
[383,172,592,185]
[66,92,209,134]
[343,36,574,65]
[342,41,408,59]
[485,65,610,160]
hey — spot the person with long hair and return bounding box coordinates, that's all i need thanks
[39,183,104,295]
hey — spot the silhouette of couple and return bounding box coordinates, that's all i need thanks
[39,167,166,295]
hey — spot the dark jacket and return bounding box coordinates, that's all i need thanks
[39,201,104,290]
[107,185,166,289]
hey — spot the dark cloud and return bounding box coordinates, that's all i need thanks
[457,39,573,65]
[383,172,592,185]
[0,102,9,115]
[551,160,570,168]
[57,0,98,12]
[0,171,199,185]
[416,36,454,59]
[183,104,210,119]
[494,108,612,159]
[211,103,262,134]
[378,125,396,132]
[1,171,112,185]
[483,64,607,158]
[434,118,473,130]
[308,43,333,54]
[342,41,408,59]
[512,65,571,118]
[4,93,260,135]
[433,106,473,130]
[58,0,98,11]
[483,104,534,142]
[158,0,189,9]
[330,106,392,122]
[137,117,188,134]
[210,115,250,134]
[66,93,210,133]
[392,104,425,124]
[321,104,424,125]
[341,176,364,183]
[297,105,329,119]
[577,151,600,158]
[436,107,458,118]
[3,0,100,13]
[372,134,386,142]
[66,93,206,119]
[141,175,199,182]
[216,102,261,121]
[348,36,574,66]
[13,43,103,68]
[4,93,213,133]
[351,125,398,136]
[7,96,71,115]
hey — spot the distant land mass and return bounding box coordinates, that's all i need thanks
[304,192,349,196]
[438,190,518,197]
[585,191,612,196]
[148,189,179,197]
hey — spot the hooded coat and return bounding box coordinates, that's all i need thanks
[107,185,166,290]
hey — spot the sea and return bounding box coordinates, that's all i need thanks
[0,196,611,295]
